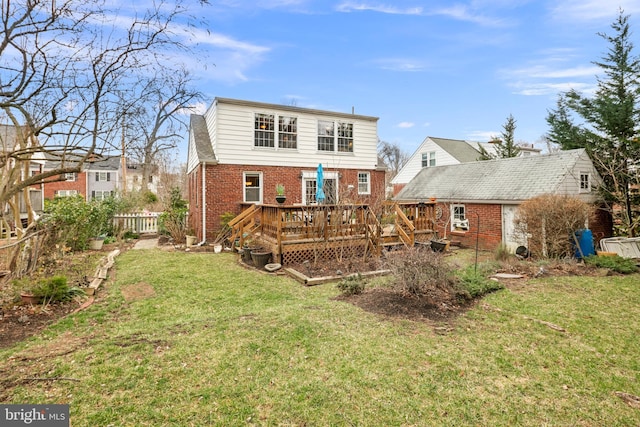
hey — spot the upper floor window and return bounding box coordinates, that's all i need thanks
[318,120,354,153]
[95,172,111,182]
[337,122,353,152]
[278,116,297,149]
[358,172,370,195]
[64,172,76,181]
[317,120,335,151]
[422,151,436,167]
[254,113,275,148]
[579,172,591,193]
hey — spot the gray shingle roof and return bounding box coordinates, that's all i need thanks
[190,114,217,163]
[430,137,482,163]
[395,149,594,202]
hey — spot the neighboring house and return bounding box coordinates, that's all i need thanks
[125,162,159,194]
[394,149,612,251]
[43,156,121,201]
[391,136,541,195]
[187,97,386,241]
[0,124,44,228]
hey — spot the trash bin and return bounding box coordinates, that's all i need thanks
[573,229,595,259]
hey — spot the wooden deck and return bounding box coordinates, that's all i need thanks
[228,201,437,265]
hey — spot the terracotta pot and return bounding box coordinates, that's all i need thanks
[21,293,42,305]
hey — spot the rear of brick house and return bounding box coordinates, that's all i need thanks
[186,98,387,242]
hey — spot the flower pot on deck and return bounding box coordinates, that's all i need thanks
[250,250,272,270]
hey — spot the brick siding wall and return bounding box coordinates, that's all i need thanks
[188,163,386,242]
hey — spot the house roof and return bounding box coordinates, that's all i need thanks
[430,137,482,163]
[43,153,121,171]
[213,97,379,122]
[190,114,217,163]
[395,148,597,203]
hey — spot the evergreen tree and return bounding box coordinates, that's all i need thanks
[479,114,521,159]
[546,11,640,236]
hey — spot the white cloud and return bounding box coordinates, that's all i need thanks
[397,121,415,128]
[550,0,640,22]
[373,58,429,72]
[336,2,423,15]
[430,4,507,27]
[466,131,496,142]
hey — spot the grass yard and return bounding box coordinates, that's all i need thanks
[1,249,639,426]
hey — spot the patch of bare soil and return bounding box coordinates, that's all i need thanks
[336,287,476,325]
[120,282,156,302]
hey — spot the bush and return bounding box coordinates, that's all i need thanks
[336,274,365,296]
[29,275,83,303]
[456,264,504,299]
[514,194,594,258]
[158,187,188,243]
[584,255,638,274]
[43,195,119,251]
[385,247,457,297]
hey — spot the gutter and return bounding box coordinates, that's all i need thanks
[198,161,207,246]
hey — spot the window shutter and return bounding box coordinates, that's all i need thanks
[95,172,99,181]
[91,191,95,199]
[107,172,111,182]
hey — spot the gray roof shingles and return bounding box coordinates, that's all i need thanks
[396,149,589,202]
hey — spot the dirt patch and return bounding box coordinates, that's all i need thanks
[336,287,475,325]
[121,282,156,302]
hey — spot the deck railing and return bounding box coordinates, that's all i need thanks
[231,201,436,265]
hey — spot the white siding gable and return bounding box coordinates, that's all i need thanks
[392,137,464,185]
[206,98,379,170]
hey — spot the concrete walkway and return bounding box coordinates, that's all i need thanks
[132,237,158,250]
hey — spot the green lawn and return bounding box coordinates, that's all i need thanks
[1,250,639,426]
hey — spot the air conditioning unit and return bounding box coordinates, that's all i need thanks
[453,219,469,230]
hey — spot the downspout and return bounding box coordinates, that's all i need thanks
[198,161,207,245]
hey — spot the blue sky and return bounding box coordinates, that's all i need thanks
[171,0,640,160]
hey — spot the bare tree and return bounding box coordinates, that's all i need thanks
[1,0,201,234]
[378,139,408,179]
[125,68,202,191]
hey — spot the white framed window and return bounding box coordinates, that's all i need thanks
[337,122,353,152]
[579,172,591,193]
[92,190,112,201]
[278,116,297,149]
[318,120,354,153]
[244,172,262,203]
[55,190,78,197]
[95,172,111,182]
[422,152,436,167]
[64,172,77,181]
[254,113,275,148]
[317,120,335,151]
[451,204,468,231]
[357,172,370,195]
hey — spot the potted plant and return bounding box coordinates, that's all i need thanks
[275,184,286,204]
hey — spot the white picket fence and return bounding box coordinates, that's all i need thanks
[114,212,161,234]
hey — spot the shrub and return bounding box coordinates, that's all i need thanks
[43,195,119,251]
[514,194,594,258]
[584,255,638,274]
[385,247,457,297]
[494,243,511,262]
[158,187,188,243]
[29,275,83,303]
[336,274,365,296]
[456,264,504,299]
